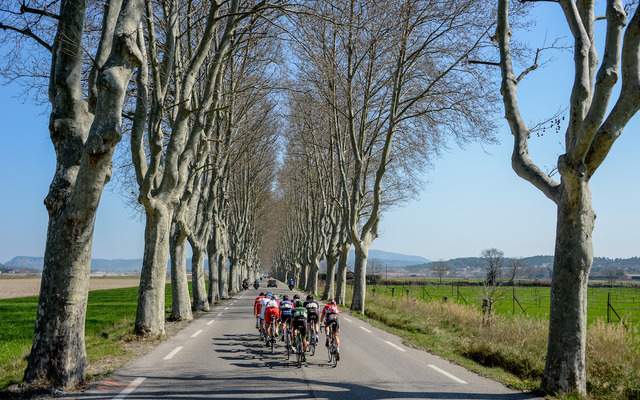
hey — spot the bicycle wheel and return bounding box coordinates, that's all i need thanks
[296,334,303,367]
[270,322,275,353]
[332,341,338,367]
[285,329,291,359]
[308,326,316,356]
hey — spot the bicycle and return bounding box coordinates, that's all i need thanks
[327,324,339,367]
[308,322,316,356]
[284,326,292,359]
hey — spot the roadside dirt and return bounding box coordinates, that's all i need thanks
[0,277,141,299]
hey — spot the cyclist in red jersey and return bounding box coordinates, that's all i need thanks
[254,292,265,329]
[321,299,341,360]
[264,295,281,346]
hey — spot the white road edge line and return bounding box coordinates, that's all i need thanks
[428,364,468,384]
[112,377,146,399]
[163,346,183,360]
[344,317,353,322]
[359,326,372,333]
[191,329,203,338]
[384,340,407,352]
[207,320,215,325]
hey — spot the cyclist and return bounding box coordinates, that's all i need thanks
[291,299,309,361]
[264,295,280,346]
[321,299,341,361]
[279,295,294,346]
[254,292,265,330]
[304,295,320,344]
[258,292,272,341]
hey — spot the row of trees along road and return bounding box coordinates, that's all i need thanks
[1,0,638,397]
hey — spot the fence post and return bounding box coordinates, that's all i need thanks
[372,288,376,297]
[391,287,395,297]
[406,289,410,298]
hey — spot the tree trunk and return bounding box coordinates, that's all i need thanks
[135,203,172,336]
[335,243,350,304]
[191,244,210,311]
[323,252,337,300]
[307,254,320,294]
[228,257,239,294]
[24,211,94,387]
[207,236,219,304]
[350,241,370,313]
[24,0,144,387]
[542,175,595,396]
[169,222,192,321]
[218,253,229,299]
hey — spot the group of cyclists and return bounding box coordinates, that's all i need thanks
[253,290,341,363]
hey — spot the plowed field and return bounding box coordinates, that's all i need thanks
[0,277,140,299]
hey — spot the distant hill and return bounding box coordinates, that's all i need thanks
[349,249,430,268]
[5,256,143,272]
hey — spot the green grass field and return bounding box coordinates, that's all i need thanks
[0,284,175,391]
[368,282,640,327]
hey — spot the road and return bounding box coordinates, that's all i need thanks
[66,284,543,399]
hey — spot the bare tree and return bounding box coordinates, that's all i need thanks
[0,0,145,388]
[431,260,451,284]
[480,248,505,321]
[496,0,640,394]
[507,257,525,284]
[602,265,624,285]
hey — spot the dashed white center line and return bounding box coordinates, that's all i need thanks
[429,364,468,384]
[163,346,183,360]
[112,377,146,399]
[191,329,203,338]
[359,326,372,333]
[217,312,223,317]
[224,307,229,310]
[207,320,215,325]
[384,340,407,352]
[344,317,353,322]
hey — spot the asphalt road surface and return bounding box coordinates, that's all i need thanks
[65,283,543,399]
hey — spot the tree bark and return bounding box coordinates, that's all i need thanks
[335,242,350,305]
[191,243,210,311]
[207,234,220,304]
[135,203,172,336]
[169,221,192,321]
[350,235,372,313]
[542,166,594,395]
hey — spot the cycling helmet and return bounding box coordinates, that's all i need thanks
[293,294,300,300]
[282,295,289,301]
[328,299,337,305]
[306,295,313,300]
[294,300,304,307]
[266,292,272,296]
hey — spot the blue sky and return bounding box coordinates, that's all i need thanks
[1,2,638,264]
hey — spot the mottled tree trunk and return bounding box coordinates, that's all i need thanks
[218,253,229,299]
[135,204,172,336]
[335,243,350,304]
[191,244,210,311]
[306,254,320,294]
[207,236,220,304]
[542,174,594,395]
[350,237,372,313]
[323,253,337,300]
[169,222,192,320]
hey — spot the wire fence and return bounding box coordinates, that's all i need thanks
[366,281,640,326]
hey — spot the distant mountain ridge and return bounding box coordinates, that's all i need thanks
[5,256,143,272]
[349,249,430,268]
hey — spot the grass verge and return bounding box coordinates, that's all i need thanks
[341,287,640,400]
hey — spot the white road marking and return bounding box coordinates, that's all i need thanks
[207,320,215,325]
[217,312,223,317]
[428,364,468,384]
[191,329,203,338]
[112,377,146,399]
[359,326,372,333]
[344,317,353,322]
[224,307,229,310]
[163,346,183,360]
[384,340,407,352]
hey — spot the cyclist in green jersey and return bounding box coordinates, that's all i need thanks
[291,300,309,360]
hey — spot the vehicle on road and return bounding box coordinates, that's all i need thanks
[267,279,277,288]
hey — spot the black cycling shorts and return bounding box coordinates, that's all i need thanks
[292,320,307,337]
[325,315,340,333]
[307,310,319,322]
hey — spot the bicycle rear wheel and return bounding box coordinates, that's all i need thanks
[296,334,303,367]
[270,322,275,353]
[285,329,291,359]
[332,342,338,367]
[308,326,316,356]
